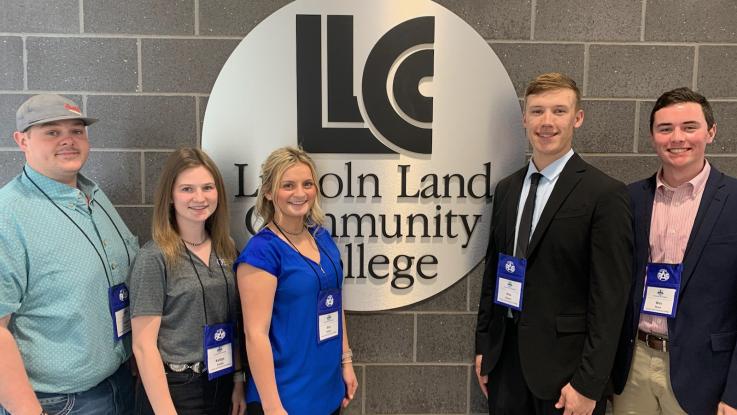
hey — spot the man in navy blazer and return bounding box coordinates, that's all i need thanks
[612,87,737,415]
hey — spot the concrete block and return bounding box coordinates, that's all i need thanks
[646,0,737,42]
[0,37,23,90]
[582,155,660,185]
[0,0,79,33]
[576,100,636,153]
[365,365,467,413]
[490,43,584,97]
[698,46,737,98]
[535,0,640,41]
[141,39,239,93]
[144,151,173,204]
[588,45,693,98]
[437,0,531,40]
[416,314,476,363]
[82,151,142,204]
[27,37,138,92]
[84,0,194,35]
[345,313,413,363]
[118,207,153,243]
[199,0,292,36]
[0,151,26,187]
[87,95,197,149]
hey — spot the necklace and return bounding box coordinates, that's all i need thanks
[274,221,306,236]
[182,235,208,246]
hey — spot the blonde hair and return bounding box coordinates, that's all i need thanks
[525,72,582,109]
[152,148,236,267]
[255,146,324,229]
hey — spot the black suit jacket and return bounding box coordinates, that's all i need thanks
[613,165,737,414]
[475,153,633,400]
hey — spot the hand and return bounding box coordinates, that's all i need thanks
[474,354,488,398]
[718,401,737,415]
[230,380,246,415]
[555,383,596,415]
[341,362,358,408]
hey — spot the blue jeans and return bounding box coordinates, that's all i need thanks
[1,363,134,415]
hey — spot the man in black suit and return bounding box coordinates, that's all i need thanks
[475,72,633,415]
[612,88,737,415]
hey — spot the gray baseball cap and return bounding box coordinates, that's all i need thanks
[16,94,98,132]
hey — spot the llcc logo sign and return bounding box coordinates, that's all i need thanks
[202,0,525,311]
[298,15,434,154]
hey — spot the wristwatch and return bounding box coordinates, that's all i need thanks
[233,370,246,383]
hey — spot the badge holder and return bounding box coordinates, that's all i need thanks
[317,289,341,344]
[203,322,235,380]
[108,283,131,341]
[641,262,682,318]
[493,254,527,310]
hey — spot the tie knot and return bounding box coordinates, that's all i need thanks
[530,172,542,185]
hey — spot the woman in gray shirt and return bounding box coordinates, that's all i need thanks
[128,148,245,415]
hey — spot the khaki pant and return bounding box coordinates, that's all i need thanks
[612,340,687,415]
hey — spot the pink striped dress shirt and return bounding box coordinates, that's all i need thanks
[638,161,711,336]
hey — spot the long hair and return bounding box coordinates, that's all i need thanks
[254,146,325,229]
[152,148,236,267]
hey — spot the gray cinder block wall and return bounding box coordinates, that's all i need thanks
[1,1,735,413]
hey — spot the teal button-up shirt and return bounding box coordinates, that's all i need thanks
[0,165,139,393]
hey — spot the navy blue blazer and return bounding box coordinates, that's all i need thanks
[612,164,737,414]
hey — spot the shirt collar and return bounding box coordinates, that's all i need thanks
[526,148,575,182]
[656,160,711,197]
[22,164,99,207]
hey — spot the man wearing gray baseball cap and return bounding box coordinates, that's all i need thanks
[0,94,139,415]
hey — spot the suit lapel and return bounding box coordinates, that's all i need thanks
[680,168,727,294]
[526,153,585,258]
[632,176,656,313]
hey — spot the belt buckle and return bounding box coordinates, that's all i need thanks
[191,362,205,373]
[645,333,668,352]
[166,362,205,373]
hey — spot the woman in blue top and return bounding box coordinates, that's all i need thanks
[235,146,358,414]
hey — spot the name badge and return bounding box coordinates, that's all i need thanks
[494,254,526,311]
[641,262,682,318]
[108,283,131,341]
[203,322,235,380]
[317,289,341,343]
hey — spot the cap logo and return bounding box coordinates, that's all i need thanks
[64,103,82,115]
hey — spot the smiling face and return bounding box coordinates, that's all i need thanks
[651,102,715,185]
[523,88,584,170]
[172,166,218,229]
[13,119,90,187]
[267,162,317,229]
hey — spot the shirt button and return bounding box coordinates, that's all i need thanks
[102,240,109,247]
[111,262,117,270]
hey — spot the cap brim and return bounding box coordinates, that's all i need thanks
[25,115,98,130]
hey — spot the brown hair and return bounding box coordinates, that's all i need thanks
[650,87,715,132]
[524,72,582,109]
[254,146,325,229]
[152,148,236,267]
